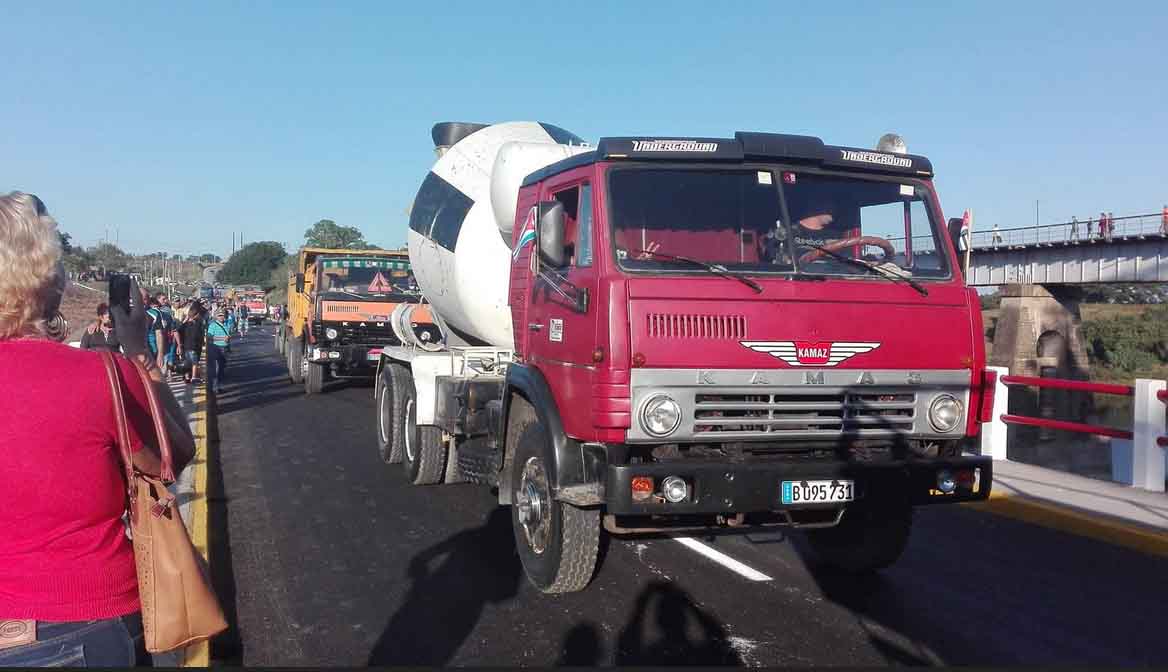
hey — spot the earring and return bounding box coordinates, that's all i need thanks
[45,311,69,342]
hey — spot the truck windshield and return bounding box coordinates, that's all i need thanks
[609,168,949,279]
[322,264,417,295]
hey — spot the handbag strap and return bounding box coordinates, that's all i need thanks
[99,350,177,484]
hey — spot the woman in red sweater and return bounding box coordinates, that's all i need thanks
[0,192,195,666]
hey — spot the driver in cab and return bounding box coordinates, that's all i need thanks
[790,198,856,261]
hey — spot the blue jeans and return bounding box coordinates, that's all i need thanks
[0,613,152,667]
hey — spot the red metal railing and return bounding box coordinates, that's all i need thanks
[999,375,1135,439]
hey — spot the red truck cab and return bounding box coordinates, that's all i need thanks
[499,132,993,583]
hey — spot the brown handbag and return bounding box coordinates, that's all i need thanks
[99,351,228,653]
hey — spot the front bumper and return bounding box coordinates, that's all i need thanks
[604,455,991,516]
[307,343,387,370]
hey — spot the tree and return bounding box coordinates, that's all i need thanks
[90,242,128,271]
[58,232,74,255]
[265,254,296,304]
[304,219,369,249]
[198,253,222,264]
[217,241,287,286]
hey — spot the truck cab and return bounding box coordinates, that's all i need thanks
[502,133,993,579]
[283,247,423,394]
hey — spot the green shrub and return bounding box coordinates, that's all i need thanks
[1081,304,1168,373]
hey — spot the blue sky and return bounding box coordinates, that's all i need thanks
[2,1,1165,257]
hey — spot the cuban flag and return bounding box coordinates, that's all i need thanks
[512,207,537,260]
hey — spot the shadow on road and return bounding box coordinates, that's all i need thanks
[558,581,744,666]
[366,506,522,666]
[205,390,245,665]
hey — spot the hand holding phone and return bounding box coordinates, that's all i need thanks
[108,274,149,358]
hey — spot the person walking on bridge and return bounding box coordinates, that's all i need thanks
[0,192,195,667]
[1100,211,1112,241]
[1070,216,1080,241]
[991,223,1002,248]
[1161,204,1168,236]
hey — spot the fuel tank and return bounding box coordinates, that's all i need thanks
[405,121,590,348]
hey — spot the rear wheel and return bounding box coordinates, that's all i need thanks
[509,416,599,593]
[305,361,325,395]
[375,365,403,464]
[804,498,912,573]
[287,333,304,384]
[397,366,446,484]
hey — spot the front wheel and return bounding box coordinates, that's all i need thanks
[803,498,912,573]
[509,417,599,593]
[375,365,402,464]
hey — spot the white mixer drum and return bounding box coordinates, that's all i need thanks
[406,121,588,349]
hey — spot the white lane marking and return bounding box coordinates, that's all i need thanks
[672,536,772,582]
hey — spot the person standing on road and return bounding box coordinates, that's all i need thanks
[1070,216,1079,240]
[79,302,120,352]
[179,301,206,385]
[0,191,195,667]
[238,303,249,338]
[205,309,231,394]
[145,296,168,372]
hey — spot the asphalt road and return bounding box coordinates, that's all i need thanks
[207,325,1168,667]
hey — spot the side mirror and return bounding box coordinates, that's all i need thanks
[295,273,305,293]
[537,200,567,268]
[947,218,965,255]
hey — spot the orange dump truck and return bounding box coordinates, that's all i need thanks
[279,247,431,394]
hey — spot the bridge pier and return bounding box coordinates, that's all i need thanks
[989,284,1105,472]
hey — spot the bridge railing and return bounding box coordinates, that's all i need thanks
[969,212,1167,250]
[980,366,1167,492]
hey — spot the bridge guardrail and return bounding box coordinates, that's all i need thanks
[980,369,1167,493]
[969,212,1167,250]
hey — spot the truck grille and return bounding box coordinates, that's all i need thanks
[693,392,915,437]
[646,313,746,340]
[314,322,400,344]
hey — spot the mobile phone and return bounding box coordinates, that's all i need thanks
[108,273,132,325]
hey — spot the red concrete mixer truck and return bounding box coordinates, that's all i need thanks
[374,121,995,593]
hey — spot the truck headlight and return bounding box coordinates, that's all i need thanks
[325,327,339,340]
[928,394,963,433]
[640,394,681,437]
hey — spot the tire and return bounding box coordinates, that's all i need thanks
[804,498,913,573]
[287,333,304,385]
[305,361,325,395]
[509,417,599,593]
[397,365,446,484]
[374,366,402,464]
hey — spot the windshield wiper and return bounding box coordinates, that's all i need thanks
[627,249,763,294]
[802,245,929,296]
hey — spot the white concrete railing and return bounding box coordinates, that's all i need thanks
[979,366,1168,493]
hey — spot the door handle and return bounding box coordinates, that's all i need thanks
[528,323,544,332]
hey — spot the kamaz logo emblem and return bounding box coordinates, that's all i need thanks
[740,341,881,367]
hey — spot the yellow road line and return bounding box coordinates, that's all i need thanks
[183,382,211,667]
[965,490,1168,558]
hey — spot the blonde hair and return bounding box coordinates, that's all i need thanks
[0,192,65,339]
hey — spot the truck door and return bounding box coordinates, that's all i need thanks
[526,175,600,439]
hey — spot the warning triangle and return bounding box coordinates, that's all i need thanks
[367,272,392,293]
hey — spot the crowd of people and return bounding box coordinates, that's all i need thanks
[78,290,253,394]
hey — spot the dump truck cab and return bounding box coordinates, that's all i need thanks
[283,247,422,394]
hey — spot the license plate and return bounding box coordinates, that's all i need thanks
[781,479,855,505]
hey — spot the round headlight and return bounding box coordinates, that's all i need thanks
[640,394,681,437]
[928,395,963,433]
[325,327,339,340]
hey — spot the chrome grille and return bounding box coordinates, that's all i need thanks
[646,313,746,340]
[693,392,915,436]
